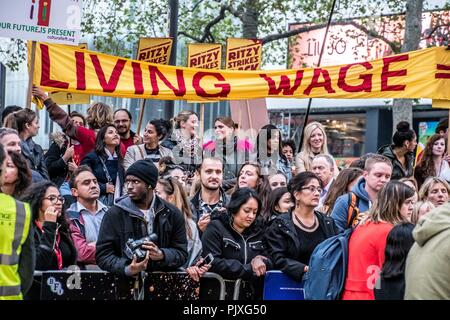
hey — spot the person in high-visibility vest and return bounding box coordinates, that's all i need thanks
[0,144,35,300]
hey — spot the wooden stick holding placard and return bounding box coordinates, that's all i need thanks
[136,99,146,135]
[246,100,253,130]
[26,41,37,109]
[199,103,205,143]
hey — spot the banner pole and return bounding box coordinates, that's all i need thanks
[297,0,337,152]
[27,41,37,109]
[137,99,146,135]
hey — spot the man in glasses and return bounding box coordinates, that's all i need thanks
[113,109,142,152]
[96,159,187,277]
[67,165,108,268]
[0,144,35,300]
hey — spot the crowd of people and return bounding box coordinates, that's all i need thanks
[0,86,449,300]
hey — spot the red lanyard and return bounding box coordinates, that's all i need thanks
[35,221,64,270]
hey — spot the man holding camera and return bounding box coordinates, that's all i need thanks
[190,157,230,233]
[96,160,188,276]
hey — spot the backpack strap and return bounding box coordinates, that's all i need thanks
[347,192,360,228]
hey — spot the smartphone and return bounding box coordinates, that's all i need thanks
[199,253,214,267]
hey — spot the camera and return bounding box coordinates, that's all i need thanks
[124,233,158,262]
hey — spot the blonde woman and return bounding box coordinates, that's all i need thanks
[418,176,450,207]
[295,122,338,177]
[411,200,435,224]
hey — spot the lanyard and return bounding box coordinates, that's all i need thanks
[35,220,64,270]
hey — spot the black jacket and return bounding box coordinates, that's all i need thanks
[21,138,49,180]
[374,275,406,300]
[80,151,124,197]
[266,211,337,282]
[95,195,188,276]
[33,221,77,271]
[189,188,230,223]
[44,142,69,187]
[377,144,415,180]
[201,214,272,281]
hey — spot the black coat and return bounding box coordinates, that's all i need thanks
[374,275,406,300]
[33,221,77,271]
[266,211,337,282]
[44,142,69,187]
[95,195,188,276]
[377,144,415,180]
[201,214,273,281]
[21,139,49,180]
[80,151,124,197]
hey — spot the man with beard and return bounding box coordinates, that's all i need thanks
[190,157,230,233]
[113,109,142,151]
[67,165,108,267]
[96,160,187,276]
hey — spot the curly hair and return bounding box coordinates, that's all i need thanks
[86,102,113,129]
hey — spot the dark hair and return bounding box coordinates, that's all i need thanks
[20,181,71,235]
[0,144,5,168]
[392,121,416,148]
[69,165,94,189]
[214,117,236,129]
[288,171,323,194]
[321,168,363,214]
[158,156,184,177]
[415,134,447,185]
[227,187,262,218]
[149,119,171,141]
[262,187,291,221]
[95,125,123,163]
[70,111,86,126]
[13,108,38,133]
[256,124,285,160]
[281,139,296,153]
[196,156,224,172]
[114,108,132,121]
[380,223,415,278]
[435,118,448,134]
[8,152,32,198]
[2,105,22,124]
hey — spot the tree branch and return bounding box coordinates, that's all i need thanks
[178,31,203,43]
[179,4,240,43]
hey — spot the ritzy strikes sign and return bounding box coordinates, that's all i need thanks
[0,0,82,45]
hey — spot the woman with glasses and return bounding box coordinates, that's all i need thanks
[21,181,77,271]
[266,172,337,282]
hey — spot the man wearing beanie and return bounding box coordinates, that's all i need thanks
[96,159,188,277]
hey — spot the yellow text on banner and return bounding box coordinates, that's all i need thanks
[30,43,450,102]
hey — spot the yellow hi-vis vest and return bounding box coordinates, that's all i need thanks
[0,193,31,300]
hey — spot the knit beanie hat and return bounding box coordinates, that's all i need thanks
[125,159,158,188]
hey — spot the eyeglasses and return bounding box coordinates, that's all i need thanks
[44,195,65,204]
[300,186,323,194]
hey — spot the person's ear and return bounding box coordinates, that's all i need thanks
[71,188,78,198]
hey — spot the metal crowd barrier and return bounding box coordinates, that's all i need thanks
[31,270,227,300]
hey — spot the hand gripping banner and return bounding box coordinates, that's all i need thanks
[30,42,450,102]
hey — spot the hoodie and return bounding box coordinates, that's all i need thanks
[95,194,188,276]
[331,178,371,233]
[404,203,450,299]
